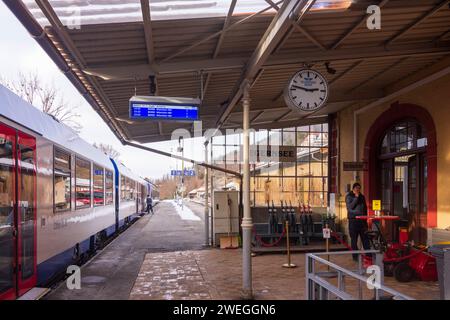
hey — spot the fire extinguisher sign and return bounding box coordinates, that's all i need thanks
[323,227,331,239]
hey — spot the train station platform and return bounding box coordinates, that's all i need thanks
[44,200,439,301]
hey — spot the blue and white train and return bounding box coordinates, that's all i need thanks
[0,84,157,300]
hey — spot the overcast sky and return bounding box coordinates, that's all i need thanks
[0,1,209,180]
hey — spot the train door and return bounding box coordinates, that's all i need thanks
[0,123,37,300]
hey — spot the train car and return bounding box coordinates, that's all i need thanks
[0,84,148,300]
[110,160,148,230]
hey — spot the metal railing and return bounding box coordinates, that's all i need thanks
[305,250,414,300]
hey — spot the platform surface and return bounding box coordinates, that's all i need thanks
[18,287,50,300]
[43,200,440,300]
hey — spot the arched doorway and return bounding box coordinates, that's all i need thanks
[363,103,437,245]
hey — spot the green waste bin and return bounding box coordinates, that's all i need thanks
[429,245,450,300]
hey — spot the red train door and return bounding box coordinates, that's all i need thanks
[0,122,37,300]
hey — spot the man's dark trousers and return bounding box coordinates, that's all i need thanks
[349,219,371,260]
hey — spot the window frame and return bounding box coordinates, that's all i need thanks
[93,164,105,207]
[105,169,114,205]
[53,146,72,213]
[75,156,92,210]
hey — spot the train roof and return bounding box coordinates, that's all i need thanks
[0,84,113,170]
[113,159,147,185]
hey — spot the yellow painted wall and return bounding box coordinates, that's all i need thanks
[337,72,450,230]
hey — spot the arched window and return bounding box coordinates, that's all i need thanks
[380,119,427,156]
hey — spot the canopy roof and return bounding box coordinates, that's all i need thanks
[8,0,450,143]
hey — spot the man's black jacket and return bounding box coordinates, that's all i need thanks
[346,191,367,219]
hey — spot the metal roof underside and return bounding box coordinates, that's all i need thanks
[16,0,450,143]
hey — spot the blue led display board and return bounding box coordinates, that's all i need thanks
[171,169,196,177]
[129,100,199,121]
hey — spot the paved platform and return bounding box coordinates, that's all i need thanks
[44,200,440,300]
[44,200,205,300]
[130,249,440,300]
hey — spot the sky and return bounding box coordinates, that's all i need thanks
[0,1,208,180]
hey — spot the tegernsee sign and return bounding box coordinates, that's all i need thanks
[343,162,368,171]
[240,145,296,163]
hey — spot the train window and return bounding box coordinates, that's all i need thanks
[105,169,113,205]
[120,176,137,201]
[130,179,136,200]
[93,165,104,206]
[120,175,126,201]
[75,157,91,209]
[54,148,71,212]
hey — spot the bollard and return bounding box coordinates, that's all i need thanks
[283,220,297,268]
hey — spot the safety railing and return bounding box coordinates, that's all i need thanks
[305,250,414,300]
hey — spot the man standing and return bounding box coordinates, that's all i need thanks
[346,182,371,261]
[146,194,154,215]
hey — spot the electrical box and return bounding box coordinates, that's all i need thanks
[213,190,240,247]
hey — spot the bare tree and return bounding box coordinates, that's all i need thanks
[93,143,121,160]
[0,72,82,132]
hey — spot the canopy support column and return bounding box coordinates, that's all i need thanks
[241,81,253,299]
[204,140,210,247]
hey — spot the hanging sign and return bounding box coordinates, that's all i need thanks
[323,227,331,239]
[343,161,367,171]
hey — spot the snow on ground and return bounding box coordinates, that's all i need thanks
[165,199,201,221]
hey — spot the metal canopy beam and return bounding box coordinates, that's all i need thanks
[386,0,450,45]
[83,42,450,80]
[347,58,408,93]
[203,0,237,102]
[124,140,242,177]
[257,88,385,108]
[267,0,326,52]
[331,0,390,50]
[216,0,315,128]
[140,0,154,65]
[161,0,282,63]
[34,0,128,139]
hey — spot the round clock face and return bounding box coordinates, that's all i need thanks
[284,69,329,114]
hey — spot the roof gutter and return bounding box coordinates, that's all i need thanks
[3,0,125,143]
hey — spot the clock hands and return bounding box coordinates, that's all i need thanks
[292,85,319,93]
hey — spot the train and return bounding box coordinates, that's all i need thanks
[0,84,158,300]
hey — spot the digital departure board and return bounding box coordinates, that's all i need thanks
[129,96,200,121]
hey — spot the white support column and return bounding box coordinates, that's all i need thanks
[241,81,253,299]
[204,140,210,246]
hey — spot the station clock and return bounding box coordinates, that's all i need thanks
[283,69,329,114]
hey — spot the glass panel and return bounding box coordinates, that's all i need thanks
[54,148,71,212]
[282,130,295,146]
[380,120,427,155]
[282,162,296,176]
[0,128,15,294]
[18,135,36,280]
[93,165,104,206]
[310,192,326,207]
[105,170,114,205]
[269,130,282,146]
[297,162,310,176]
[75,157,91,209]
[297,132,310,147]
